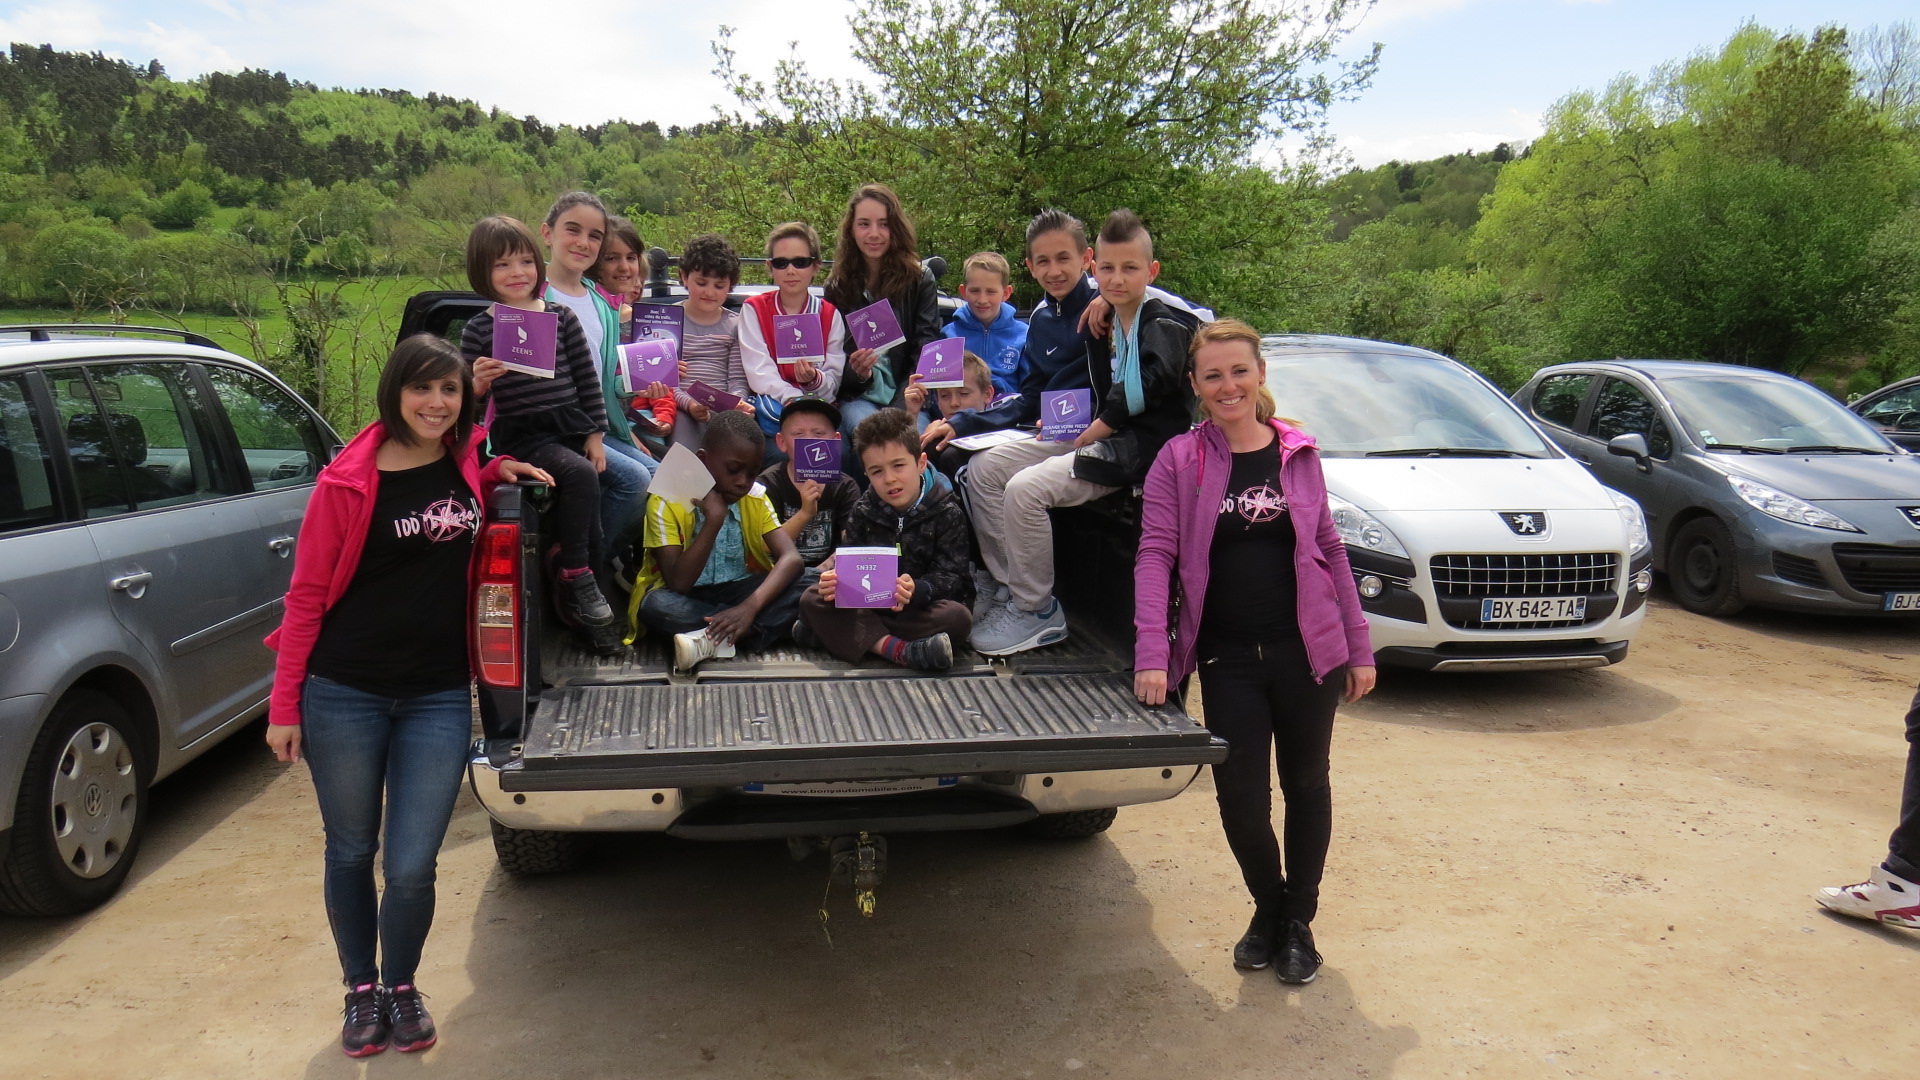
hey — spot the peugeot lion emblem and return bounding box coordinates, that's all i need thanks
[1900,506,1920,531]
[1500,511,1546,535]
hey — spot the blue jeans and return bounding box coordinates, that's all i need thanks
[637,573,802,653]
[600,437,654,554]
[302,676,472,988]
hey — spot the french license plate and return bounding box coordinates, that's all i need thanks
[1479,596,1588,622]
[1885,592,1920,612]
[742,777,959,798]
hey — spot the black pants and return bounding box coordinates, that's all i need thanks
[1888,683,1920,881]
[518,441,602,571]
[1196,636,1343,925]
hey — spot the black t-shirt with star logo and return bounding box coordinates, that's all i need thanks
[309,454,482,698]
[1199,439,1300,650]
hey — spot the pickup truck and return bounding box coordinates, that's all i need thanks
[399,277,1226,915]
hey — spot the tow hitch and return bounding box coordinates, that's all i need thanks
[800,832,889,938]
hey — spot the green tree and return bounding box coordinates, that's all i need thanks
[29,222,142,318]
[150,179,215,229]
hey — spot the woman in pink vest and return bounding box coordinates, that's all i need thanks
[1133,318,1376,987]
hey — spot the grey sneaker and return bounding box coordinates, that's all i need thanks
[969,597,1068,656]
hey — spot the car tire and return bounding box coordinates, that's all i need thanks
[1024,808,1118,840]
[0,690,149,916]
[489,818,584,875]
[1669,516,1746,616]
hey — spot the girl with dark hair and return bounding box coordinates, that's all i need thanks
[822,183,944,440]
[1132,318,1377,987]
[593,215,676,451]
[540,192,653,562]
[264,334,550,1057]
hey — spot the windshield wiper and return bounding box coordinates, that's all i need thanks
[1783,445,1884,454]
[1366,447,1528,458]
[1703,443,1785,454]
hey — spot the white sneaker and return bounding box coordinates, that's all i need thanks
[672,627,736,672]
[1816,865,1920,929]
[970,597,1069,656]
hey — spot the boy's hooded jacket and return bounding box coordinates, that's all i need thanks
[943,300,1028,396]
[264,422,514,727]
[842,481,975,611]
[1133,419,1374,686]
[1083,296,1199,484]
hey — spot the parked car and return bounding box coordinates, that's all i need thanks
[1849,374,1920,452]
[1260,336,1650,672]
[399,290,1227,914]
[0,324,336,915]
[1514,360,1920,617]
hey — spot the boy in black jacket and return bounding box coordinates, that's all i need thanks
[796,409,975,670]
[967,208,1197,657]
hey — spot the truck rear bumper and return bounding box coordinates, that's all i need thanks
[470,751,1205,837]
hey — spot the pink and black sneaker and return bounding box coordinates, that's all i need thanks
[387,984,437,1053]
[340,983,389,1057]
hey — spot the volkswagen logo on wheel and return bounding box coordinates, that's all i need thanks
[1900,506,1920,530]
[1500,511,1547,535]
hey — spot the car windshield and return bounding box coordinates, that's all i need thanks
[1260,346,1554,458]
[1659,374,1893,453]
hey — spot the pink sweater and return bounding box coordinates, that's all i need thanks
[263,423,512,725]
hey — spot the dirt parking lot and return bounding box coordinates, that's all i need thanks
[2,592,1916,1079]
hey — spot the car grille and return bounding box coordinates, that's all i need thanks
[1831,543,1920,593]
[1430,552,1620,630]
[1771,552,1828,590]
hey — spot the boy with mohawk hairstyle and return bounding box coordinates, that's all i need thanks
[795,408,974,670]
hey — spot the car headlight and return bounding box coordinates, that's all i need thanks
[1328,493,1410,558]
[1602,487,1651,555]
[1726,475,1863,532]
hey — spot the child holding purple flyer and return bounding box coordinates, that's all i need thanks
[671,234,755,451]
[796,409,973,670]
[757,399,859,570]
[823,184,944,455]
[741,222,847,435]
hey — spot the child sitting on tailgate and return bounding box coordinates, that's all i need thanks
[757,397,860,571]
[795,408,974,670]
[631,411,805,671]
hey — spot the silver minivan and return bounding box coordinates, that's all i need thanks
[0,325,336,914]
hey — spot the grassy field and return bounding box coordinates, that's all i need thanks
[1,274,461,431]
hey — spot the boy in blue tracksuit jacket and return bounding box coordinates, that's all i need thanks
[943,252,1029,397]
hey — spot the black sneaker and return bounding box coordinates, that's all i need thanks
[901,632,954,671]
[792,617,824,651]
[340,983,389,1058]
[1275,920,1322,985]
[387,984,437,1053]
[1232,910,1276,970]
[556,570,614,627]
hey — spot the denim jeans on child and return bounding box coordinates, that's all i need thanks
[301,675,472,988]
[600,437,654,555]
[638,573,803,653]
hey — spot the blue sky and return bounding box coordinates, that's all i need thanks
[0,0,1911,168]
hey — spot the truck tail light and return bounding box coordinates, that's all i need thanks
[475,523,520,687]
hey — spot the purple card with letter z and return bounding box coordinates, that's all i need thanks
[773,313,826,366]
[617,339,679,394]
[835,546,900,609]
[846,299,906,353]
[791,438,842,483]
[915,337,966,388]
[686,380,743,414]
[1040,389,1093,442]
[492,305,558,378]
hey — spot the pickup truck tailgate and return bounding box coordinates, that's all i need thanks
[501,673,1225,792]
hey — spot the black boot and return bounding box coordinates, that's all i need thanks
[1275,919,1323,985]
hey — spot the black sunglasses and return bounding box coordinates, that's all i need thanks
[768,256,818,270]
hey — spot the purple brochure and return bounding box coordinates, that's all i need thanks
[630,303,685,350]
[492,305,558,378]
[686,380,743,414]
[915,337,966,388]
[772,313,826,367]
[1040,389,1093,442]
[617,339,679,394]
[791,438,842,483]
[846,299,905,353]
[835,546,900,609]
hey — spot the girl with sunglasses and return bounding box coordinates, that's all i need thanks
[740,220,848,435]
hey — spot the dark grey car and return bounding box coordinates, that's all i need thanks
[1850,374,1920,452]
[0,325,336,915]
[1514,360,1920,617]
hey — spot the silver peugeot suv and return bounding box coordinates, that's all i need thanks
[0,324,336,914]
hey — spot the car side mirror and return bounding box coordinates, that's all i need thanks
[1607,432,1652,471]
